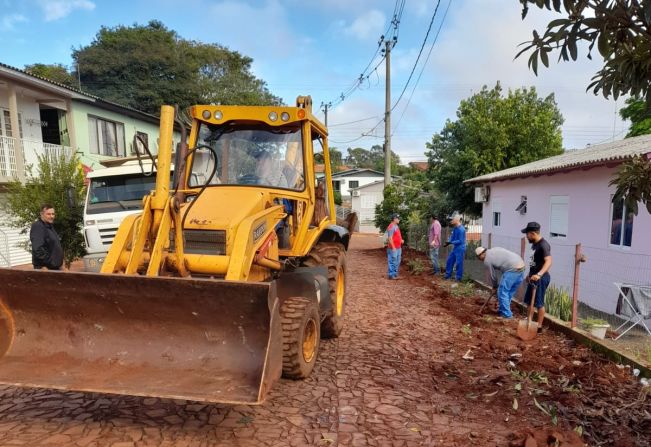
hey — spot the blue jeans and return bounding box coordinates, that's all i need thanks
[387,248,402,278]
[445,247,465,280]
[497,270,525,318]
[429,247,440,273]
[524,272,551,309]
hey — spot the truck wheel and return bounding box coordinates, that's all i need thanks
[303,242,347,338]
[280,296,320,379]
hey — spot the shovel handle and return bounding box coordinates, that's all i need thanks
[527,284,537,327]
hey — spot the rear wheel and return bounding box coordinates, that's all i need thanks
[303,242,347,338]
[280,297,320,379]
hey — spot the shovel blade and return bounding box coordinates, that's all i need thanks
[0,268,282,404]
[517,319,539,341]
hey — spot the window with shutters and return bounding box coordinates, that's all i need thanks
[609,196,633,247]
[549,196,569,238]
[361,193,378,209]
[1,110,23,138]
[348,180,359,189]
[88,115,126,157]
[492,199,501,227]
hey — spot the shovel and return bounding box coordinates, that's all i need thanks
[479,290,497,314]
[517,284,538,341]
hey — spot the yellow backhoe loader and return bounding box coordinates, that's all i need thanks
[0,96,355,404]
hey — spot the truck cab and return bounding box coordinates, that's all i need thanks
[83,160,169,271]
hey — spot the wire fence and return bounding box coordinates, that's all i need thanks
[406,223,651,339]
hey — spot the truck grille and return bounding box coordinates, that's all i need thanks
[171,230,227,255]
[99,227,119,247]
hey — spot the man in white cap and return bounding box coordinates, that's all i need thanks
[476,246,526,319]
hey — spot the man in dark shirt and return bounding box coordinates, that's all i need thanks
[30,203,63,270]
[522,222,552,334]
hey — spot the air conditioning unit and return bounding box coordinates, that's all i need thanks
[352,190,361,197]
[474,185,490,203]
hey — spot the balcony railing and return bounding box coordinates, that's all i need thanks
[0,136,72,181]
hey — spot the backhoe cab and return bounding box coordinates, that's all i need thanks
[0,96,352,404]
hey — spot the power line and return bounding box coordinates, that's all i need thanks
[392,0,451,136]
[390,0,442,114]
[320,0,405,113]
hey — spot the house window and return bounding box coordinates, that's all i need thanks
[549,195,569,238]
[1,110,23,138]
[348,180,359,189]
[333,180,341,192]
[492,199,501,227]
[610,196,633,247]
[88,116,126,157]
[133,131,148,155]
[361,194,378,209]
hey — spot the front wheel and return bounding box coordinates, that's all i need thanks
[303,242,347,338]
[280,297,320,379]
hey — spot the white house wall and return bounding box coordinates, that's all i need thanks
[351,182,384,233]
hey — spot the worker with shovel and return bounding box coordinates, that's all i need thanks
[522,222,552,336]
[475,246,526,319]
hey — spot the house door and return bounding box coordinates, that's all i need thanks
[39,108,62,145]
[57,110,70,146]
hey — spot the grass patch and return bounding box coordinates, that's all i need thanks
[407,258,427,275]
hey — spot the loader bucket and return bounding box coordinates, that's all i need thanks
[0,268,282,405]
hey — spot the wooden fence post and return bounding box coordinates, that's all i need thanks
[571,243,587,328]
[520,237,526,259]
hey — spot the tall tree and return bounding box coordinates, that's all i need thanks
[73,21,281,114]
[25,63,77,88]
[426,83,564,216]
[516,0,651,213]
[344,145,401,172]
[619,97,651,137]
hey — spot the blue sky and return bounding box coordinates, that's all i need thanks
[1,0,629,163]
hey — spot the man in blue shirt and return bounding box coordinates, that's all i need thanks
[444,214,466,281]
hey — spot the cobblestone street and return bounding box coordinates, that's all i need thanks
[0,234,648,446]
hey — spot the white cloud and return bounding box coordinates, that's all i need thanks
[341,9,386,41]
[422,0,628,149]
[0,13,27,31]
[39,0,95,22]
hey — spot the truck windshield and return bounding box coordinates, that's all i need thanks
[189,123,305,191]
[86,174,159,214]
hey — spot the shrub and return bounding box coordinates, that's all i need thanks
[3,152,86,268]
[407,258,427,275]
[545,285,572,322]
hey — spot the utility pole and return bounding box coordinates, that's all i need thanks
[323,103,329,127]
[383,39,392,186]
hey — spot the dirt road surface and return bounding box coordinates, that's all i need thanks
[0,235,648,446]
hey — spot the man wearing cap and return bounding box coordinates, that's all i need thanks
[522,222,552,334]
[386,213,404,279]
[444,214,466,281]
[476,246,526,318]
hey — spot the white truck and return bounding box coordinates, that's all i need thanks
[82,159,166,272]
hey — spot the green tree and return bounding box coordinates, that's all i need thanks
[314,147,344,172]
[72,20,280,115]
[426,83,564,216]
[516,1,651,213]
[3,152,86,268]
[344,145,401,172]
[619,97,651,137]
[516,0,651,102]
[25,63,77,88]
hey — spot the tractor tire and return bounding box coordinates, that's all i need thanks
[280,296,320,379]
[303,242,347,338]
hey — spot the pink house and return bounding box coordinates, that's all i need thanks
[466,135,651,320]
